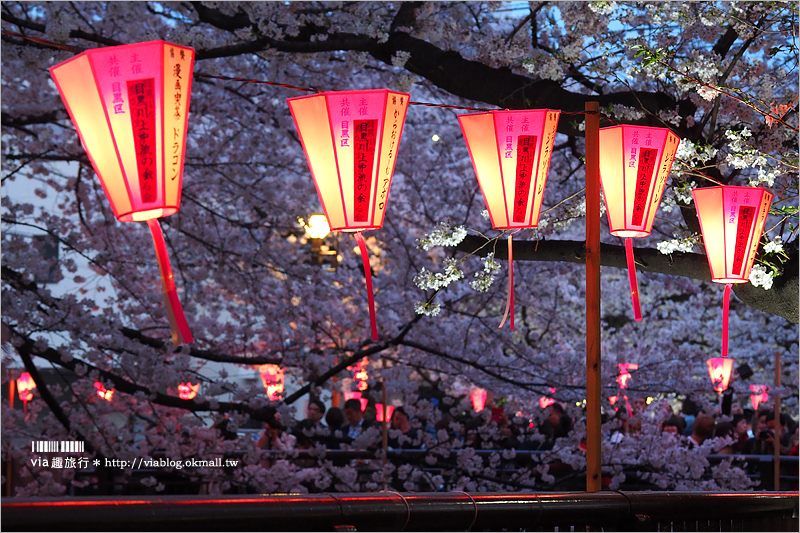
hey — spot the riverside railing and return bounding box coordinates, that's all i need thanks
[2,490,798,531]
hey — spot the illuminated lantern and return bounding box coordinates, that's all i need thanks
[16,372,36,415]
[343,391,369,412]
[258,364,285,401]
[470,388,488,412]
[178,382,200,400]
[288,90,410,341]
[375,403,395,422]
[693,186,773,358]
[49,40,195,346]
[750,384,770,410]
[598,125,680,321]
[458,109,560,329]
[616,363,639,390]
[538,387,557,409]
[706,357,734,393]
[94,381,114,401]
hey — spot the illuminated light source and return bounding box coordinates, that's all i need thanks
[706,357,734,393]
[431,134,440,142]
[258,364,285,401]
[458,109,560,329]
[375,403,395,422]
[303,214,331,240]
[749,384,770,410]
[598,125,680,321]
[178,382,200,400]
[616,363,639,390]
[94,381,114,401]
[49,40,195,346]
[288,89,410,341]
[16,372,36,415]
[692,186,773,358]
[470,388,488,412]
[539,387,557,409]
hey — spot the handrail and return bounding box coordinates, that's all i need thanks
[2,491,797,531]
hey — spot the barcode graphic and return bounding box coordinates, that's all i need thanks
[31,440,85,453]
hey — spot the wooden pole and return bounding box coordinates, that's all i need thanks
[774,351,781,491]
[585,101,602,493]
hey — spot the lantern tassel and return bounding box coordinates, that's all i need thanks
[624,238,643,322]
[722,283,732,358]
[499,234,514,330]
[146,219,193,346]
[355,231,379,341]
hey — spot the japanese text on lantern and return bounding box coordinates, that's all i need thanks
[732,205,756,275]
[127,78,157,203]
[632,147,658,225]
[538,113,558,194]
[513,135,537,223]
[354,119,377,221]
[652,136,678,208]
[378,95,403,210]
[166,46,189,183]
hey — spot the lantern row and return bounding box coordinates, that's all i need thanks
[50,40,773,359]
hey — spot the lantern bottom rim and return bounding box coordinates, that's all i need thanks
[118,207,179,223]
[335,226,382,233]
[610,230,650,238]
[711,278,749,284]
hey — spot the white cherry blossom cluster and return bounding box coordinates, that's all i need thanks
[763,236,784,255]
[416,221,468,251]
[749,263,775,290]
[656,236,696,255]
[470,253,501,292]
[588,1,617,15]
[413,257,464,291]
[413,301,441,317]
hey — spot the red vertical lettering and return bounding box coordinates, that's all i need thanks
[353,119,377,222]
[127,78,157,203]
[512,135,537,223]
[732,206,756,275]
[632,147,658,225]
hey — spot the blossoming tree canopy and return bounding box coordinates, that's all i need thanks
[49,40,195,345]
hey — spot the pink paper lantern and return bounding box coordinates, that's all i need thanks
[458,109,560,329]
[16,372,36,402]
[375,403,395,422]
[749,384,770,410]
[258,364,285,401]
[178,382,200,400]
[706,357,734,393]
[470,388,488,412]
[616,363,639,390]
[693,186,773,358]
[49,40,195,345]
[288,89,410,341]
[538,387,557,409]
[94,381,114,401]
[599,125,680,321]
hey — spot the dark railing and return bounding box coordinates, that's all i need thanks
[2,491,798,531]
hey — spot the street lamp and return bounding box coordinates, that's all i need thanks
[301,215,338,270]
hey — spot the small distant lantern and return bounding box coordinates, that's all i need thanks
[459,109,560,329]
[375,403,395,422]
[598,125,680,321]
[343,391,369,412]
[16,372,36,415]
[706,357,734,393]
[693,186,773,358]
[178,382,200,400]
[470,388,488,412]
[258,364,285,401]
[288,89,410,341]
[538,387,557,409]
[49,40,195,346]
[749,384,770,410]
[616,363,639,390]
[94,381,114,401]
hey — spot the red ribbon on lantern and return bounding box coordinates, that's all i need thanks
[458,109,561,329]
[598,125,680,321]
[50,40,195,345]
[692,186,773,358]
[288,90,410,341]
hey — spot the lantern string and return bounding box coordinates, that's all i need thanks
[722,283,732,358]
[498,233,516,330]
[146,219,194,346]
[624,237,643,322]
[355,231,379,342]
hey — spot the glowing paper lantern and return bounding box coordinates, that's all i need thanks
[94,381,114,401]
[288,89,410,341]
[693,186,773,358]
[258,364,285,401]
[750,384,770,410]
[458,109,560,329]
[178,382,200,400]
[538,387,557,409]
[49,40,195,346]
[470,388,488,412]
[16,372,36,415]
[706,357,734,393]
[616,363,639,390]
[375,403,395,422]
[598,125,680,321]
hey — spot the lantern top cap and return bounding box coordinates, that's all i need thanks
[458,108,561,117]
[599,124,677,133]
[287,88,410,102]
[51,39,193,62]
